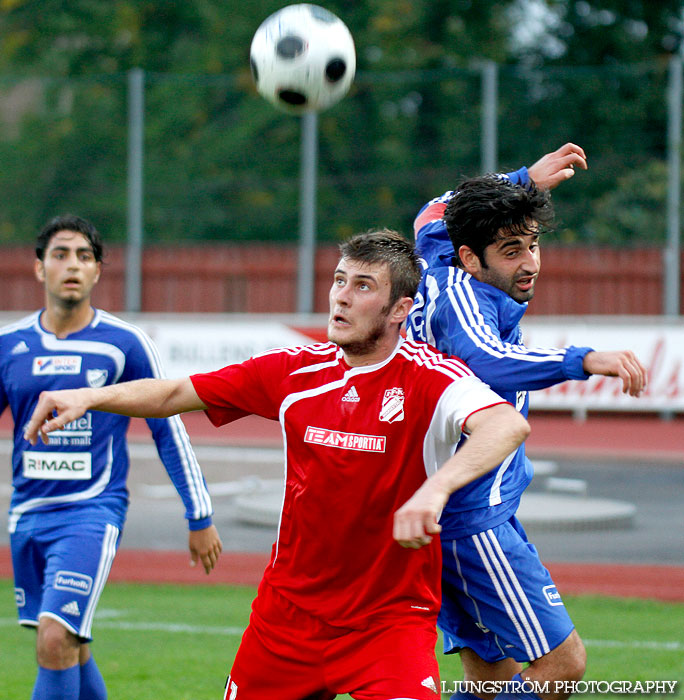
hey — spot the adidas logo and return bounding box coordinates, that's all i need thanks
[60,601,80,616]
[421,676,438,693]
[342,386,360,402]
[11,341,29,355]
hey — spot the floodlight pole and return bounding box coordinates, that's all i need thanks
[297,110,318,314]
[481,59,498,174]
[665,51,682,316]
[126,68,145,313]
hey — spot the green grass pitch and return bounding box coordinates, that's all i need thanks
[1,579,682,699]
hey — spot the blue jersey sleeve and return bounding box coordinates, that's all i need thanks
[122,328,213,530]
[427,278,592,393]
[0,373,7,416]
[0,333,9,415]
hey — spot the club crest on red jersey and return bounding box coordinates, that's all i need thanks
[379,387,405,423]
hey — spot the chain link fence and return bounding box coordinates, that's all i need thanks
[0,61,679,311]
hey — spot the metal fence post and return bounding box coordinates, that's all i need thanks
[297,110,318,314]
[126,68,145,313]
[481,59,498,174]
[665,53,682,317]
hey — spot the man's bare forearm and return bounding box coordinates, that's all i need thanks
[393,404,529,548]
[431,406,530,494]
[82,378,203,417]
[24,377,205,445]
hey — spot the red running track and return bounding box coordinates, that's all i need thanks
[2,411,683,600]
[3,410,683,460]
[1,547,683,602]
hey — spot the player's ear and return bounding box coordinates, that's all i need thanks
[94,261,102,284]
[390,296,414,325]
[34,258,45,283]
[458,245,482,276]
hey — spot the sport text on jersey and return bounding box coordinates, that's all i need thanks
[304,426,386,453]
[32,355,82,375]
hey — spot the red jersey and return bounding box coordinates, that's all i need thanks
[191,338,505,629]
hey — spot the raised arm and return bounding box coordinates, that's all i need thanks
[393,403,530,549]
[527,142,587,190]
[24,377,205,445]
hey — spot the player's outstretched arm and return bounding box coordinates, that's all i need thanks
[24,377,206,445]
[393,404,530,549]
[527,142,587,190]
[582,350,647,397]
[189,525,223,575]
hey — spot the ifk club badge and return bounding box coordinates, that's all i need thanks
[379,387,405,423]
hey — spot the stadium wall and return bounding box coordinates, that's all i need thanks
[1,244,681,315]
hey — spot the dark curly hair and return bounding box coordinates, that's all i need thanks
[36,214,104,262]
[443,176,554,268]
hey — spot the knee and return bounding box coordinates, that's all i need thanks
[36,618,80,668]
[561,633,587,681]
[548,631,587,683]
[526,632,586,685]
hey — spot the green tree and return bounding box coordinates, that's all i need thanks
[0,0,674,247]
[586,159,668,244]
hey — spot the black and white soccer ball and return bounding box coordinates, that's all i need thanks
[250,4,356,115]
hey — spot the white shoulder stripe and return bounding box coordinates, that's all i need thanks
[96,311,168,379]
[0,311,40,336]
[397,343,474,383]
[442,272,565,363]
[256,342,338,360]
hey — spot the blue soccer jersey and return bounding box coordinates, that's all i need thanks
[0,309,213,534]
[406,170,593,537]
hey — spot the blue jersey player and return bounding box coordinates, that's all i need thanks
[0,215,222,700]
[406,144,647,700]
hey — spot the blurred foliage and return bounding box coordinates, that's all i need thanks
[587,159,668,244]
[0,1,680,245]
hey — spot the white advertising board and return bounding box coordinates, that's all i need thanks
[134,315,683,413]
[522,318,684,412]
[1,312,680,413]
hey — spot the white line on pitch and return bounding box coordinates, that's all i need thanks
[0,616,681,650]
[0,617,244,636]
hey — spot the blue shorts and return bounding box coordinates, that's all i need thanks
[11,517,121,641]
[439,515,574,663]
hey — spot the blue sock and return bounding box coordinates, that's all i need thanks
[495,673,544,700]
[31,664,80,700]
[80,656,107,700]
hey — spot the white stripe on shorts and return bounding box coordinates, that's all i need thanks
[80,523,119,638]
[472,529,551,660]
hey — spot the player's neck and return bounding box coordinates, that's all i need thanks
[342,334,401,367]
[41,300,95,338]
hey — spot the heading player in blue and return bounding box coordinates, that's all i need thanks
[0,215,222,700]
[406,144,647,700]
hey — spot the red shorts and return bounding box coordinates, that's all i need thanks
[224,582,440,700]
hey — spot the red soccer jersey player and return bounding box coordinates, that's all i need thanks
[24,230,529,700]
[193,339,504,626]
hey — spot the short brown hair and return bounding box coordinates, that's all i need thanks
[339,229,422,306]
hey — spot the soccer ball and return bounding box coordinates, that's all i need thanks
[250,4,356,115]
